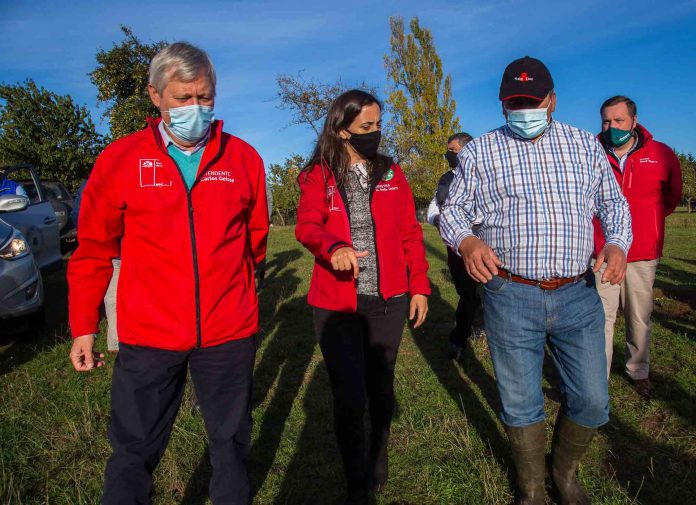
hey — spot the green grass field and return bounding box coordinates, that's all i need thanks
[1,211,694,504]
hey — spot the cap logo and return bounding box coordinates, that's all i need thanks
[515,72,533,82]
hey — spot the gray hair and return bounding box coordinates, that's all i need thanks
[149,42,216,95]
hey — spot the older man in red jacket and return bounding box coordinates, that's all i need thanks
[593,95,682,399]
[67,42,268,504]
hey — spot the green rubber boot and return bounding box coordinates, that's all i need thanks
[505,421,547,505]
[550,414,596,505]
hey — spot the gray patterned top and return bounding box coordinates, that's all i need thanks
[345,162,379,296]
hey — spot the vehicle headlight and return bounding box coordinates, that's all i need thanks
[0,230,29,260]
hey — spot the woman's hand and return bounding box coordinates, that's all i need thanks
[330,247,368,278]
[409,294,428,328]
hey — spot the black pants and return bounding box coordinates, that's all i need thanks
[447,247,481,346]
[102,337,256,505]
[313,294,408,501]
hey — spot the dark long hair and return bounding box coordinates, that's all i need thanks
[302,89,391,188]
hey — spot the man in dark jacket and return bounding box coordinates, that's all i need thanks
[427,132,482,359]
[593,95,682,399]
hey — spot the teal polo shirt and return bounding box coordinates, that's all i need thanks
[167,144,205,190]
[158,121,208,190]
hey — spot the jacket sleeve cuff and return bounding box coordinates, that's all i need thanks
[327,241,350,256]
[409,275,431,297]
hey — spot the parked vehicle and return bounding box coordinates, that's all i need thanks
[1,165,62,273]
[18,178,77,253]
[0,194,44,320]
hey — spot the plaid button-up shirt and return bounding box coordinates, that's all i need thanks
[440,120,632,281]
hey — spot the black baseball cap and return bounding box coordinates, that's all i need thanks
[499,56,554,102]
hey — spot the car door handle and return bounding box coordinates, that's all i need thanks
[44,216,57,224]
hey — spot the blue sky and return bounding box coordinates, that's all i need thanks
[2,0,695,167]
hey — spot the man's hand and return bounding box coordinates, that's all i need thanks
[409,294,428,328]
[330,247,368,278]
[458,236,502,283]
[69,334,105,372]
[593,244,627,285]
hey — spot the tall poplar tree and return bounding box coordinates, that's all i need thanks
[384,16,460,206]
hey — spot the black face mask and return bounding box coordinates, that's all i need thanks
[347,130,381,159]
[444,150,459,169]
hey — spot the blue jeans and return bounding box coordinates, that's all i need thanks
[483,272,609,428]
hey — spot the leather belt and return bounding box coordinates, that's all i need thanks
[496,268,588,291]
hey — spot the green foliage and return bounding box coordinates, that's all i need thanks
[384,16,461,206]
[268,154,304,225]
[0,79,105,191]
[676,151,696,212]
[90,25,167,139]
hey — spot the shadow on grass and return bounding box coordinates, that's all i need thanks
[414,240,514,483]
[603,411,696,504]
[180,249,318,504]
[271,364,344,505]
[0,265,70,376]
[653,262,696,339]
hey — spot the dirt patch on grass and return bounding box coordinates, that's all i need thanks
[653,288,693,319]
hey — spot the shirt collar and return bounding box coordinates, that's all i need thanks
[158,121,209,156]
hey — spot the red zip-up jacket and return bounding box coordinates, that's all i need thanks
[593,124,682,262]
[68,118,269,350]
[295,161,430,312]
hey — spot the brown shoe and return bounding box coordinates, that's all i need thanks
[550,414,595,505]
[632,378,651,400]
[505,421,547,505]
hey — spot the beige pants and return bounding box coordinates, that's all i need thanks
[104,258,120,351]
[594,259,658,380]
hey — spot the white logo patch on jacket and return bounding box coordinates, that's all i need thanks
[327,186,341,211]
[139,159,171,187]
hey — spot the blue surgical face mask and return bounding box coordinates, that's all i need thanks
[165,104,215,143]
[505,107,550,139]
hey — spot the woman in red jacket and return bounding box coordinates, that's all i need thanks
[296,90,430,505]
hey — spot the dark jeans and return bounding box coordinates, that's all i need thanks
[102,337,256,505]
[447,248,481,346]
[313,295,408,501]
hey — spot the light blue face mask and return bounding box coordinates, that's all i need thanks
[506,107,550,139]
[165,104,215,143]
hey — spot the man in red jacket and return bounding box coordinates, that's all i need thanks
[67,42,268,504]
[594,95,682,399]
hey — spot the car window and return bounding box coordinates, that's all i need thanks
[43,181,72,201]
[5,168,42,204]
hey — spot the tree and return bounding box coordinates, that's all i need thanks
[90,26,167,139]
[384,16,461,206]
[276,72,376,136]
[267,154,304,225]
[0,79,105,190]
[677,150,696,212]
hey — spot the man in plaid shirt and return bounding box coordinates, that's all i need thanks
[441,56,631,505]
